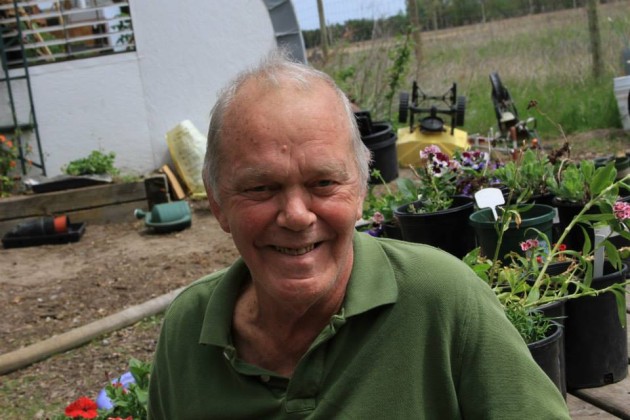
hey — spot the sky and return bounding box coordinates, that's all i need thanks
[291,0,407,30]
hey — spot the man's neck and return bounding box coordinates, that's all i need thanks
[231,278,347,377]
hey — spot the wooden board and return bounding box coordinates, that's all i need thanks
[0,182,146,221]
[566,394,620,419]
[569,312,630,419]
[159,165,187,201]
[0,182,148,236]
[570,367,630,419]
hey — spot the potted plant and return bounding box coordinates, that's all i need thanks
[492,147,554,205]
[393,145,476,258]
[360,169,419,239]
[464,170,630,393]
[546,159,626,251]
[468,201,556,261]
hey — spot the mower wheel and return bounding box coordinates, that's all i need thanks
[398,92,409,124]
[455,96,466,126]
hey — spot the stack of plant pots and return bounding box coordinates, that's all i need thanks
[355,111,399,184]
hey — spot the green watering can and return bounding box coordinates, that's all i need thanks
[134,200,192,233]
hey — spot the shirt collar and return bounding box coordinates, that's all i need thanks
[199,231,399,346]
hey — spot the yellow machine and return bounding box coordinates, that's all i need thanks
[396,82,469,166]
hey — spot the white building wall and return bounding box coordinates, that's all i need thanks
[6,0,279,176]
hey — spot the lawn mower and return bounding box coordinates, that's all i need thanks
[488,71,541,151]
[396,81,468,166]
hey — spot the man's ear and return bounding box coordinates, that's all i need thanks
[207,189,231,233]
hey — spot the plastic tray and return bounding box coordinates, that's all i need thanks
[2,222,86,249]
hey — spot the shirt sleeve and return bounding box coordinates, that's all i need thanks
[455,278,570,419]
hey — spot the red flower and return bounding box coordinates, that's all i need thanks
[65,396,98,419]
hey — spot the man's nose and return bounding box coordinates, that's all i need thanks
[277,189,316,230]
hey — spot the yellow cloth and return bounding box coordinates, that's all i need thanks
[396,126,469,167]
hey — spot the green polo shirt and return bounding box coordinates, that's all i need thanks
[148,232,569,419]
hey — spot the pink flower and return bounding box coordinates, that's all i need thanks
[371,211,385,225]
[519,239,539,252]
[613,201,630,221]
[420,145,442,159]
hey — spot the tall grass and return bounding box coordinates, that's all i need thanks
[312,1,630,140]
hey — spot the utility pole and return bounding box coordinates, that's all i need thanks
[316,0,329,61]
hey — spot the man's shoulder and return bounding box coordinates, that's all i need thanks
[363,236,487,297]
[371,236,471,275]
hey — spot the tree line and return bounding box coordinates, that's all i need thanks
[301,0,619,49]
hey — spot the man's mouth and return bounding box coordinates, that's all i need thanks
[273,243,316,256]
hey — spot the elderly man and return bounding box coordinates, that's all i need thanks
[148,51,570,419]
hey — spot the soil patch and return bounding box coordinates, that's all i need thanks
[0,200,239,418]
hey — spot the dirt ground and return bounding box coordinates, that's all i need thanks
[0,200,240,418]
[0,130,628,418]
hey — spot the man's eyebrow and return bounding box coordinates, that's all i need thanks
[236,167,273,180]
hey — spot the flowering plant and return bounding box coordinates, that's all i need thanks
[452,148,500,197]
[464,168,630,343]
[361,169,419,236]
[0,134,19,197]
[407,145,458,213]
[405,145,498,214]
[52,358,150,420]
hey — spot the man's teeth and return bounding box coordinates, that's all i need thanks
[274,244,315,256]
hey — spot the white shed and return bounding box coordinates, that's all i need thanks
[0,0,306,177]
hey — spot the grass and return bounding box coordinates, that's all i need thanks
[313,2,630,142]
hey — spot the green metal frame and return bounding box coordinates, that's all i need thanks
[0,0,46,176]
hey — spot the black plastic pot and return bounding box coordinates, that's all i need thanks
[528,321,566,399]
[367,132,399,184]
[394,196,475,258]
[468,204,555,261]
[552,198,599,252]
[615,155,630,180]
[382,221,403,240]
[355,111,373,137]
[564,262,629,389]
[361,122,394,147]
[4,215,69,237]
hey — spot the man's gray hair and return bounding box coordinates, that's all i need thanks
[202,49,371,200]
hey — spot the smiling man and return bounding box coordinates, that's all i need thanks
[147,50,570,419]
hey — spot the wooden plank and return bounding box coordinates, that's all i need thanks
[64,200,146,226]
[567,394,620,419]
[160,164,187,201]
[570,367,630,419]
[0,182,146,221]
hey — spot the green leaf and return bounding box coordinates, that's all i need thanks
[590,163,616,196]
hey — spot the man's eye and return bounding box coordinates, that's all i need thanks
[248,185,268,192]
[315,180,335,188]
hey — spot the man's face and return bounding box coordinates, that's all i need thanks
[208,79,364,306]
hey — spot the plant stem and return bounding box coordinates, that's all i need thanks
[531,173,630,291]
